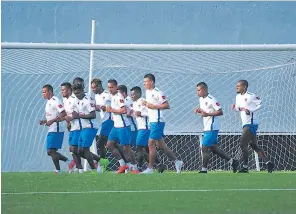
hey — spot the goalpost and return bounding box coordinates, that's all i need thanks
[2,41,296,172]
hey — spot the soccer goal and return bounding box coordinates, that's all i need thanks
[2,42,296,172]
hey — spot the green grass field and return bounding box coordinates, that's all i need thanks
[2,171,296,214]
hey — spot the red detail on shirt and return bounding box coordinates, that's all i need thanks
[90,103,95,107]
[120,99,124,103]
[162,96,166,99]
[58,104,63,108]
[216,102,220,106]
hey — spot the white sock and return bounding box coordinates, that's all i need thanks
[201,167,207,171]
[119,159,125,166]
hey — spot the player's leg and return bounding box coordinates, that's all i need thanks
[143,146,165,173]
[200,145,210,173]
[120,127,139,173]
[46,132,70,173]
[47,148,61,172]
[79,128,100,171]
[106,127,127,173]
[208,131,239,173]
[248,125,274,173]
[155,124,183,173]
[238,126,252,173]
[68,130,82,172]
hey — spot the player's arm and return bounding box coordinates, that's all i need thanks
[135,103,149,117]
[247,94,262,113]
[232,96,241,111]
[106,96,127,114]
[45,100,66,126]
[200,99,223,117]
[75,99,96,119]
[143,91,170,109]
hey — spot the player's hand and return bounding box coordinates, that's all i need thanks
[72,111,79,119]
[200,111,208,117]
[39,120,46,125]
[231,104,235,110]
[245,109,250,115]
[194,108,202,114]
[141,100,147,106]
[101,106,106,112]
[134,111,141,117]
[239,107,246,111]
[106,106,113,113]
[65,115,73,122]
[95,105,101,111]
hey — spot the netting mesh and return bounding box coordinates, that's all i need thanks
[1,49,296,172]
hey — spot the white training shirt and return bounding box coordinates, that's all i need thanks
[110,92,130,128]
[94,90,112,123]
[76,95,98,129]
[125,96,138,131]
[45,96,65,132]
[199,94,222,132]
[63,94,82,131]
[133,98,149,130]
[234,91,262,126]
[145,87,167,123]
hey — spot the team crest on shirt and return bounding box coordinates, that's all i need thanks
[216,102,220,106]
[120,99,124,103]
[103,96,105,100]
[58,104,63,108]
[205,102,208,106]
[90,103,95,107]
[245,98,248,102]
[162,96,166,99]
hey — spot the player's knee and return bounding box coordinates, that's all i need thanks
[123,145,130,153]
[202,146,210,154]
[106,141,113,150]
[148,140,156,148]
[46,150,52,156]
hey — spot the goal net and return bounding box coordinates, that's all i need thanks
[1,45,296,172]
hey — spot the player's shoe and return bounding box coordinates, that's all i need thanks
[54,170,61,174]
[175,160,184,173]
[238,167,249,173]
[141,168,154,174]
[131,169,140,174]
[231,159,239,173]
[68,160,76,173]
[266,161,274,173]
[94,161,99,169]
[198,170,207,173]
[117,165,128,174]
[78,169,84,174]
[97,164,103,173]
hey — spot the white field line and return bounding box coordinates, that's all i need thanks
[2,188,296,195]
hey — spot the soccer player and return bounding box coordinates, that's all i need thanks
[61,82,83,173]
[40,84,72,173]
[130,86,165,173]
[232,80,274,173]
[105,79,139,174]
[90,78,113,170]
[194,82,239,173]
[72,83,101,172]
[117,85,138,148]
[142,73,183,174]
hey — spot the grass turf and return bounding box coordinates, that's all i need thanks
[2,171,296,214]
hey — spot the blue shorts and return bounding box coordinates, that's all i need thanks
[136,129,150,147]
[130,130,138,146]
[68,130,81,146]
[46,132,64,150]
[100,119,114,137]
[108,126,131,146]
[149,122,165,140]
[243,124,259,136]
[202,130,219,146]
[78,128,98,148]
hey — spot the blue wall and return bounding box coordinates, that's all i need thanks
[2,1,296,44]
